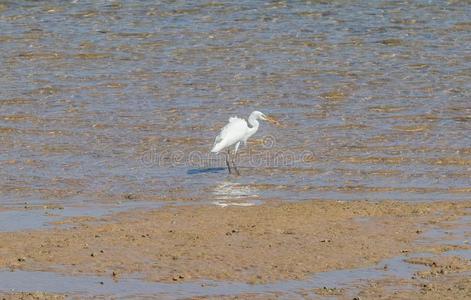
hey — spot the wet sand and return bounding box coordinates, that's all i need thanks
[0,200,470,298]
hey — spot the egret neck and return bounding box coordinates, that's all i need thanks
[245,112,260,142]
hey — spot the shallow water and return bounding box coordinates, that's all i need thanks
[0,200,172,231]
[419,215,471,246]
[0,1,470,214]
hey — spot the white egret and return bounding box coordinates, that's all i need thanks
[211,111,278,175]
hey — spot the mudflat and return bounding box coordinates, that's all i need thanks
[0,200,470,299]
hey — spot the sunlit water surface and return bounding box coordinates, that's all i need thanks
[0,0,470,213]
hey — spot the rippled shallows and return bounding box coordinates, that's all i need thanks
[0,0,470,211]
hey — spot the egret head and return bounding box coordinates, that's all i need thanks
[251,111,279,125]
[250,110,265,120]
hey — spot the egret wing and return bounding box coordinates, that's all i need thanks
[211,117,248,153]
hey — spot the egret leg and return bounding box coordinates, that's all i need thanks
[234,142,241,156]
[232,142,241,176]
[225,149,232,174]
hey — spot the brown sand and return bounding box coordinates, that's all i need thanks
[1,200,469,282]
[0,200,470,298]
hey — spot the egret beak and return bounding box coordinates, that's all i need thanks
[264,115,280,126]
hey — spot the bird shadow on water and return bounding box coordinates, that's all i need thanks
[187,167,227,175]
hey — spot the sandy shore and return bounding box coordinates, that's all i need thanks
[0,200,470,298]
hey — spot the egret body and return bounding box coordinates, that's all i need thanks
[211,111,277,175]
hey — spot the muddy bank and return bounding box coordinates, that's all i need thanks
[356,255,471,300]
[0,292,65,300]
[0,200,469,286]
